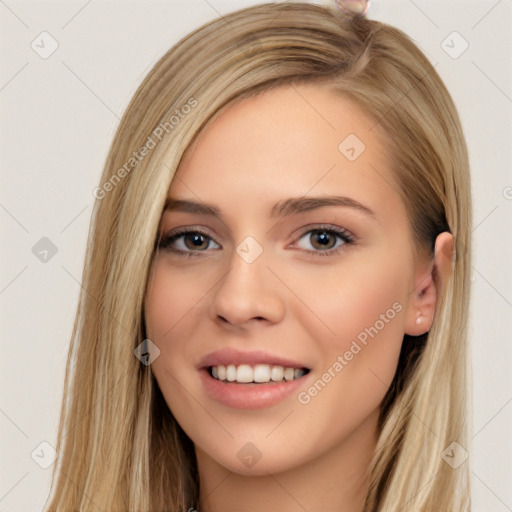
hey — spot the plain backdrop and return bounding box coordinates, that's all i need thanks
[1,1,511,510]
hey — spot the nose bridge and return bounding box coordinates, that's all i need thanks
[209,235,285,326]
[222,236,269,302]
[234,234,265,266]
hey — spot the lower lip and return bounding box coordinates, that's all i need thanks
[199,368,309,410]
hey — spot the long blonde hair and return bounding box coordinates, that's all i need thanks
[44,3,472,511]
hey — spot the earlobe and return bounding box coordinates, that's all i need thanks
[404,265,436,336]
[404,231,453,336]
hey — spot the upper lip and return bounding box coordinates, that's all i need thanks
[197,348,310,370]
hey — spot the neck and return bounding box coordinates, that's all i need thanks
[195,408,379,512]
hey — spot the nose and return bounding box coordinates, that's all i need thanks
[208,244,286,329]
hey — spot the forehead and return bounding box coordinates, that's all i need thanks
[170,84,402,221]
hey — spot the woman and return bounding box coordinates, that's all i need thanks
[44,2,472,511]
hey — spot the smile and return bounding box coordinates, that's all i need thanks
[198,348,312,409]
[209,364,308,383]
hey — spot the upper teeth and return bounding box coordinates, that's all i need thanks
[211,364,306,383]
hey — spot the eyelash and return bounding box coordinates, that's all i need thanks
[157,225,355,258]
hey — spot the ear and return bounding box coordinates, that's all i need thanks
[404,231,453,336]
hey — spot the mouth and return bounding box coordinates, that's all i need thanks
[197,348,312,409]
[208,364,310,384]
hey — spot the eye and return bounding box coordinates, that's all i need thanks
[295,226,354,256]
[157,225,355,257]
[157,229,221,255]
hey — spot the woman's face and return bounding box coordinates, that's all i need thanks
[145,84,430,476]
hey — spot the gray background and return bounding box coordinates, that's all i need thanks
[1,0,511,510]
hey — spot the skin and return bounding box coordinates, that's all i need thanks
[145,84,453,512]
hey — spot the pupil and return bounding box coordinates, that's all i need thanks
[185,233,207,249]
[313,231,335,249]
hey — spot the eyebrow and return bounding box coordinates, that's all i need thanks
[163,195,376,220]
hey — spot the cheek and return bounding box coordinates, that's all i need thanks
[144,262,207,381]
[283,254,408,349]
[288,254,408,409]
[144,262,208,419]
[145,261,208,339]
